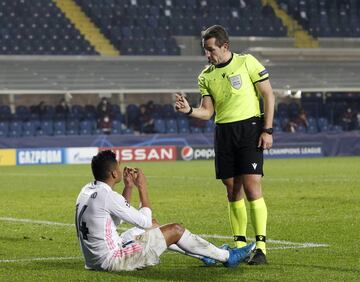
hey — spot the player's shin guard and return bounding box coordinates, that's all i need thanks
[228,199,248,248]
[176,229,229,262]
[249,197,267,254]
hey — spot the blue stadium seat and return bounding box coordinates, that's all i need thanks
[126,104,140,128]
[274,124,283,133]
[307,117,317,127]
[41,105,55,120]
[93,128,103,135]
[177,118,190,134]
[277,103,289,118]
[165,119,178,134]
[154,118,166,134]
[190,126,202,133]
[66,119,79,131]
[79,120,95,135]
[0,121,9,137]
[71,105,84,119]
[331,125,343,133]
[317,117,329,130]
[53,120,66,136]
[84,105,96,120]
[22,121,36,137]
[16,105,30,120]
[203,119,215,134]
[40,120,54,136]
[111,120,122,134]
[8,127,22,137]
[122,127,134,135]
[66,128,78,135]
[318,123,330,132]
[0,105,11,120]
[296,125,306,133]
[307,124,318,134]
[9,120,23,132]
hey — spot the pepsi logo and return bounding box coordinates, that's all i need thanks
[181,146,194,161]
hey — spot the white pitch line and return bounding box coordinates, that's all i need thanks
[0,242,327,264]
[0,217,73,227]
[0,217,329,250]
[198,234,329,248]
[0,172,359,182]
[0,257,81,263]
[0,242,321,264]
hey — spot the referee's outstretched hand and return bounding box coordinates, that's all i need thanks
[174,93,191,114]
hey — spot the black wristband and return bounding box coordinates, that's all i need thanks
[185,107,193,115]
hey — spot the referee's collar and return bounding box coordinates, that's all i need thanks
[215,53,233,68]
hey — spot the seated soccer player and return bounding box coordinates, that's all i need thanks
[75,150,255,271]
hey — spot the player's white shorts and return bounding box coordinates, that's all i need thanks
[106,227,167,272]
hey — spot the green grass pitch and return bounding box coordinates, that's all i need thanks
[0,157,359,281]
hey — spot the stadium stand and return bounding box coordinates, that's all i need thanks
[0,1,359,138]
[74,0,286,55]
[0,0,97,55]
[278,0,360,37]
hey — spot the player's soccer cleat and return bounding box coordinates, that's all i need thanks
[201,256,217,266]
[247,248,267,265]
[201,244,231,266]
[223,242,256,268]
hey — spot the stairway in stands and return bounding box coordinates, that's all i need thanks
[52,0,119,55]
[262,0,319,48]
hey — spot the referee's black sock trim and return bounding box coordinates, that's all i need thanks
[256,235,266,242]
[234,235,247,242]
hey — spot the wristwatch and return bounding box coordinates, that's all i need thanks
[262,128,273,135]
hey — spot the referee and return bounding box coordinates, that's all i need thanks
[175,25,275,265]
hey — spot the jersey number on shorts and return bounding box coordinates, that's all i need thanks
[75,204,89,240]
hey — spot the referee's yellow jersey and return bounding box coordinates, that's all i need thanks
[198,53,269,124]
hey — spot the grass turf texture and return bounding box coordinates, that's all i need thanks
[0,157,359,281]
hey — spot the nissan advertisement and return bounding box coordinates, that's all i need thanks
[100,146,177,162]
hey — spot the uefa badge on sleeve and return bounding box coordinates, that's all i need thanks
[229,75,242,89]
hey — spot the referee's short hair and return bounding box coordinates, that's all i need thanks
[201,25,229,47]
[91,150,118,181]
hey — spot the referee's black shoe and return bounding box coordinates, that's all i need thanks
[247,248,267,265]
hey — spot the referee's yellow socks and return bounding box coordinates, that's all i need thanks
[228,199,247,248]
[249,197,267,254]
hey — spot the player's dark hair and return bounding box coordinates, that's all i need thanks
[201,25,229,47]
[91,150,118,181]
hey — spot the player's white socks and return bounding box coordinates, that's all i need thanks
[176,229,229,262]
[168,244,203,259]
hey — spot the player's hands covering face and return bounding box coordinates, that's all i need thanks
[125,167,147,189]
[123,166,135,188]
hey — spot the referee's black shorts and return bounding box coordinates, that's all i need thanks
[214,116,264,179]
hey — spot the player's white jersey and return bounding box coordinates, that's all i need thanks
[75,181,152,270]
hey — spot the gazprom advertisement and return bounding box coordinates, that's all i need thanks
[17,148,65,165]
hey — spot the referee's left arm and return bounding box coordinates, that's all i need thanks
[256,79,275,129]
[256,79,275,149]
